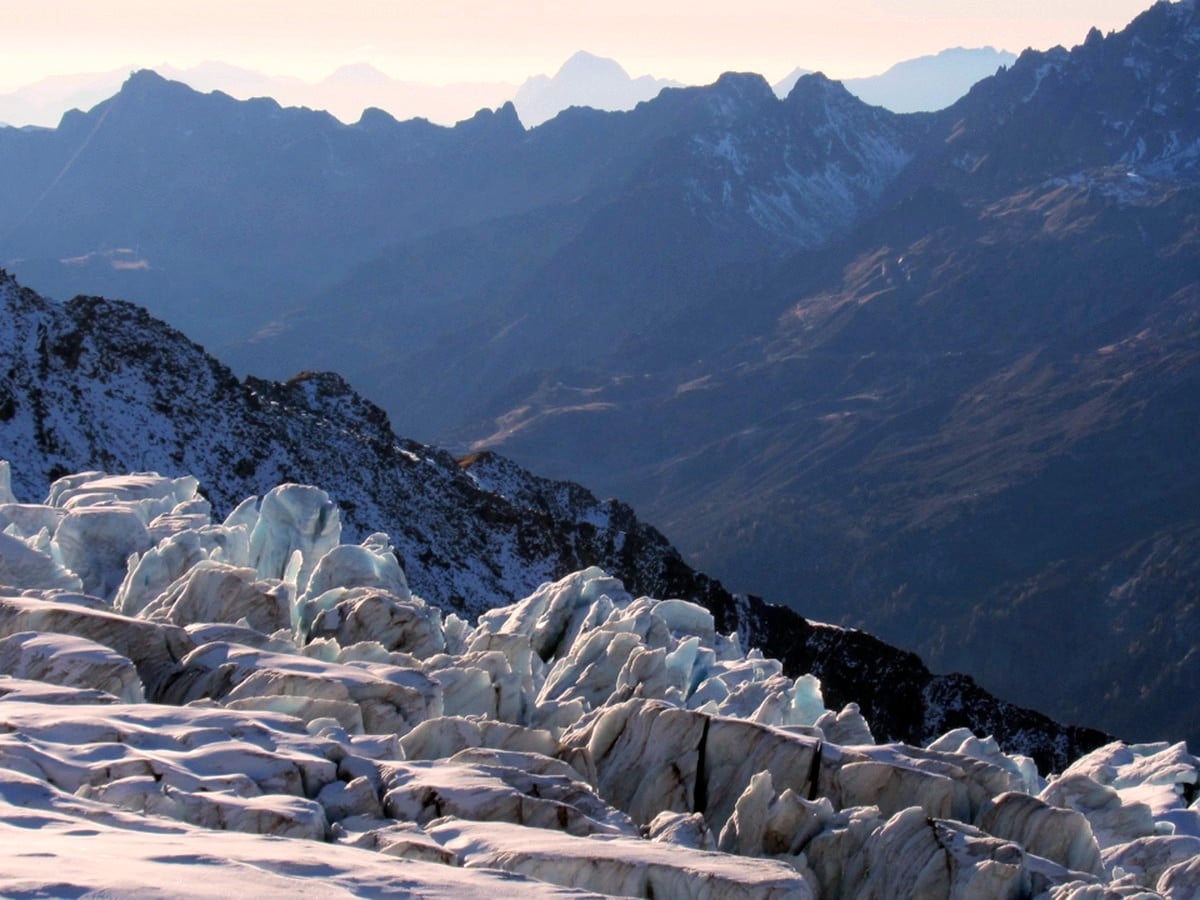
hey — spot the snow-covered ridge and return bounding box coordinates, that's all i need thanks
[0,464,1197,896]
[0,269,695,621]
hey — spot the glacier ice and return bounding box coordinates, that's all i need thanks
[0,593,194,700]
[647,809,717,849]
[140,559,292,634]
[0,631,143,702]
[427,817,817,899]
[47,472,201,512]
[378,750,635,836]
[837,806,1027,899]
[0,768,592,899]
[52,506,154,599]
[399,715,559,761]
[303,534,410,601]
[977,790,1104,875]
[0,531,83,592]
[0,502,65,540]
[115,524,252,616]
[0,461,1197,897]
[299,587,445,658]
[248,483,341,591]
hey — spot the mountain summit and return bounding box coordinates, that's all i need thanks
[513,50,678,126]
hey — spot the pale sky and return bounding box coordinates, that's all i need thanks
[0,0,1159,90]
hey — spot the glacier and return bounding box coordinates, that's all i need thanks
[0,462,1197,897]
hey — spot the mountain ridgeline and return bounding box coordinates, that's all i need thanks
[773,46,1017,112]
[0,1,1197,743]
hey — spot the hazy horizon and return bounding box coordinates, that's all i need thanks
[0,0,1156,93]
[0,45,1018,129]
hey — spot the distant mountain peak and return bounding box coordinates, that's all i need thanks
[112,69,204,111]
[458,99,525,135]
[709,71,777,107]
[773,48,1018,113]
[322,62,393,86]
[855,48,1017,112]
[555,51,630,80]
[125,67,165,84]
[772,66,815,98]
[120,68,169,92]
[782,71,861,111]
[514,51,677,127]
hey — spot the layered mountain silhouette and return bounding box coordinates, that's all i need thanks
[850,46,1016,111]
[775,47,1018,112]
[0,47,1008,131]
[513,51,679,126]
[0,62,513,129]
[0,2,1196,743]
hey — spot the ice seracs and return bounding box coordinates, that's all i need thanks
[0,461,1197,897]
[0,631,144,702]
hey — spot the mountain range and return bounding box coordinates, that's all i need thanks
[0,61,514,129]
[0,44,1011,132]
[513,51,680,127]
[0,0,1196,746]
